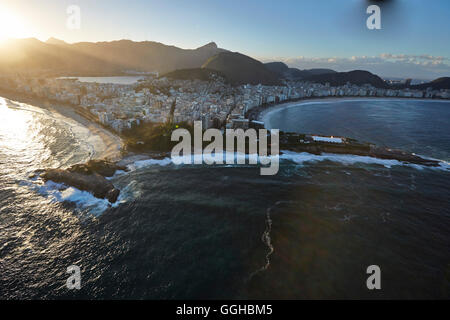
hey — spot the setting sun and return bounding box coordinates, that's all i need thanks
[0,5,32,41]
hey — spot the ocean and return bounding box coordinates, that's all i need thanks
[0,97,449,299]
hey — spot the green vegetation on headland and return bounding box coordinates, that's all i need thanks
[122,121,195,152]
[121,120,271,155]
[120,120,440,167]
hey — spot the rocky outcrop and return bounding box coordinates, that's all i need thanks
[369,146,440,166]
[67,160,127,177]
[41,160,126,203]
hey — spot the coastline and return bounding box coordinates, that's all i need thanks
[2,88,448,165]
[0,89,123,162]
[256,96,450,129]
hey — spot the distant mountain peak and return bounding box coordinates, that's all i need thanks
[197,42,218,50]
[264,61,336,80]
[202,51,282,86]
[1,38,226,76]
[305,69,387,88]
[46,37,67,45]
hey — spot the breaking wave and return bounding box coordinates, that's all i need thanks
[26,149,449,216]
[280,150,450,171]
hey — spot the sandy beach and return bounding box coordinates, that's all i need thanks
[258,96,447,129]
[0,89,123,162]
[51,103,124,161]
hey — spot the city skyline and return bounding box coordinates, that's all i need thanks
[0,0,449,79]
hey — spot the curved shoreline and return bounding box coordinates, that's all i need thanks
[0,90,123,162]
[258,97,450,129]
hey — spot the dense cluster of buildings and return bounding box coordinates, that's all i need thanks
[0,74,449,133]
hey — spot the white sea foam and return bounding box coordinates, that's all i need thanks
[57,187,111,214]
[24,147,448,217]
[31,176,145,215]
[127,157,173,171]
[123,153,269,172]
[114,179,143,204]
[31,149,448,216]
[118,149,449,175]
[3,98,97,165]
[280,150,449,171]
[31,180,112,216]
[280,150,403,168]
[105,170,128,180]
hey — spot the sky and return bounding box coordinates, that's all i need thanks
[1,0,450,79]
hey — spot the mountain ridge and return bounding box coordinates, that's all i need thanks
[411,77,450,90]
[0,38,448,89]
[202,52,282,86]
[304,70,388,88]
[0,38,227,76]
[264,62,336,80]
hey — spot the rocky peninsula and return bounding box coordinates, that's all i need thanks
[280,132,440,167]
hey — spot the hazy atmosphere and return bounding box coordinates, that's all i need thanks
[0,0,449,304]
[1,0,450,79]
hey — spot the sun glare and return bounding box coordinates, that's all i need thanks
[0,98,32,151]
[0,5,32,41]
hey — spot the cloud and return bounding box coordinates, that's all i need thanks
[262,54,450,80]
[380,53,449,63]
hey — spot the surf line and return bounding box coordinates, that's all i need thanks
[171,121,280,175]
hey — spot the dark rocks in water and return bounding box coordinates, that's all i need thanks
[42,169,120,203]
[369,147,440,166]
[150,152,170,160]
[41,160,125,203]
[105,188,120,204]
[68,160,128,177]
